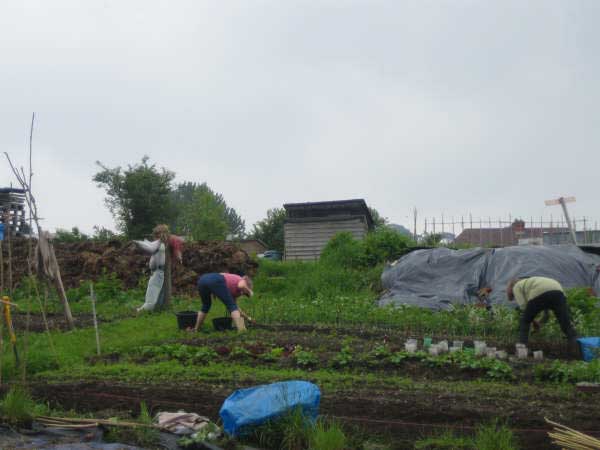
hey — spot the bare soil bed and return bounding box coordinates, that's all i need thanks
[20,378,600,450]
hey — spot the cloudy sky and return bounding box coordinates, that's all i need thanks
[1,0,599,235]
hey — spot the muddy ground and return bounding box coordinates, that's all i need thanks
[17,379,600,450]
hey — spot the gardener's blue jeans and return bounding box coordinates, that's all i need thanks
[197,273,238,314]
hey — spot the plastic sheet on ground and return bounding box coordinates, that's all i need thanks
[379,245,600,311]
[219,380,321,437]
[0,424,179,450]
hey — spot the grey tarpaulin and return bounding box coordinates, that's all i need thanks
[378,245,600,311]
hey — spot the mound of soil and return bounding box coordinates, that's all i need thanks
[3,238,258,295]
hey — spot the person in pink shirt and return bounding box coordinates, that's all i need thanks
[193,272,254,331]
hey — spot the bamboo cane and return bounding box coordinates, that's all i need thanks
[90,283,101,355]
[36,415,160,428]
[545,418,600,449]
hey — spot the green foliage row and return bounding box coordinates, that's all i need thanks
[320,229,414,269]
[534,359,600,384]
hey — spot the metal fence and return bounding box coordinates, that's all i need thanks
[420,216,600,246]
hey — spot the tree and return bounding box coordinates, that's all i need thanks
[179,188,229,240]
[93,156,175,239]
[369,207,388,229]
[249,208,286,252]
[54,227,89,243]
[171,182,245,239]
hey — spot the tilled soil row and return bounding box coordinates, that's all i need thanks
[17,380,600,450]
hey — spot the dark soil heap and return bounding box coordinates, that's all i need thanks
[3,238,258,295]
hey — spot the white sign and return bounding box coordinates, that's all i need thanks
[545,196,576,206]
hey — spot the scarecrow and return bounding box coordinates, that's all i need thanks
[134,224,183,312]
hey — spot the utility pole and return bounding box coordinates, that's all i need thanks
[545,196,577,244]
[413,207,418,242]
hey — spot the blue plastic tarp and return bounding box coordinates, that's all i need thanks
[578,337,600,362]
[219,380,321,436]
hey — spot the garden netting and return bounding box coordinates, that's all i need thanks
[378,245,600,311]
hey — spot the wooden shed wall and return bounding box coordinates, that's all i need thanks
[284,218,368,260]
[238,241,268,255]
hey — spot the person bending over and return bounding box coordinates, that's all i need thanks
[193,273,254,332]
[507,276,577,349]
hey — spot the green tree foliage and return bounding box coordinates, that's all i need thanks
[364,227,413,265]
[321,229,414,268]
[54,227,89,242]
[368,207,388,229]
[320,232,366,269]
[249,208,286,252]
[171,182,245,238]
[422,233,443,247]
[92,225,118,241]
[93,156,175,238]
[178,186,230,240]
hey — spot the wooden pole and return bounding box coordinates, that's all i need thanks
[0,240,3,295]
[164,240,172,308]
[90,283,101,356]
[413,207,417,242]
[0,241,3,386]
[6,216,13,297]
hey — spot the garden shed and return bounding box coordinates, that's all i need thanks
[283,199,374,260]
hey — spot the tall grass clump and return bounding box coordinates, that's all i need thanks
[242,409,348,450]
[245,407,312,450]
[0,386,37,426]
[414,421,519,450]
[309,418,347,450]
[472,421,519,450]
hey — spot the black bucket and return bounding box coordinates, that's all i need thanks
[213,317,234,331]
[176,311,198,330]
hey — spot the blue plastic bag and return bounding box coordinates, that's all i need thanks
[0,223,4,241]
[578,337,600,362]
[219,380,321,436]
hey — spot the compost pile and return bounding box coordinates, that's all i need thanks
[4,238,257,295]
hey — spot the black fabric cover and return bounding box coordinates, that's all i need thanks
[378,245,600,311]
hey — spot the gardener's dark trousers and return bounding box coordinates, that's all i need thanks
[197,273,238,314]
[519,290,576,345]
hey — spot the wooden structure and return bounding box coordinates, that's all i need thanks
[0,187,27,236]
[238,239,268,255]
[283,199,374,261]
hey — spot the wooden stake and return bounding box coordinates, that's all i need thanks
[90,283,101,356]
[6,216,12,297]
[164,240,172,308]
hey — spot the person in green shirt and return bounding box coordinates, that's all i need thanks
[506,276,577,346]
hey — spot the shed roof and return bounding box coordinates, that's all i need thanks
[283,199,374,229]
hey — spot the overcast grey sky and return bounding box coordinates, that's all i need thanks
[1,0,598,235]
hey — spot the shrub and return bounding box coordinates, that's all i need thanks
[320,232,366,269]
[364,228,413,265]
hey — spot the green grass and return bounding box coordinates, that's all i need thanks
[310,419,347,450]
[241,408,348,450]
[415,421,519,450]
[0,386,48,426]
